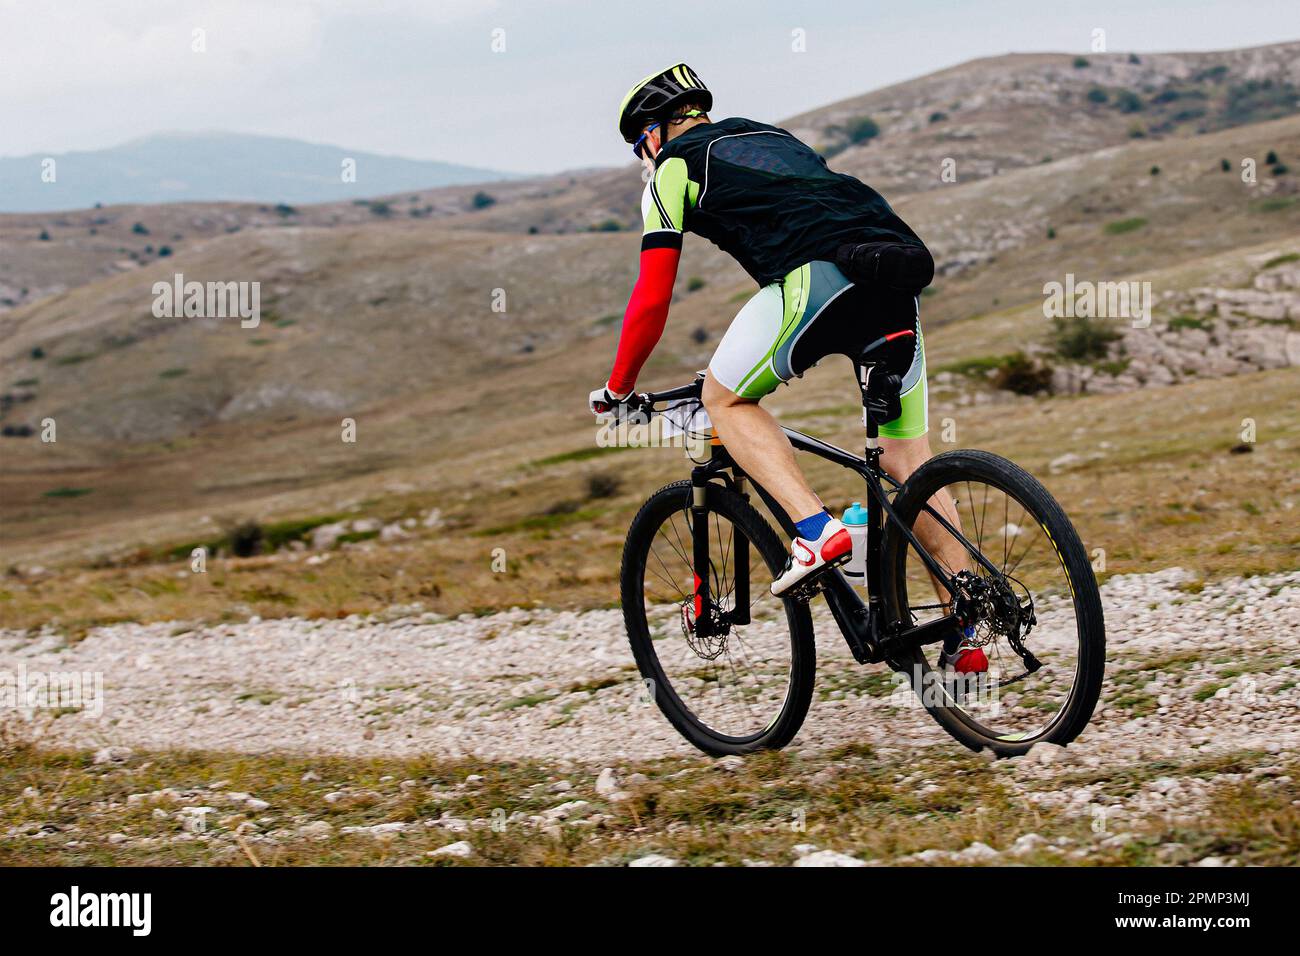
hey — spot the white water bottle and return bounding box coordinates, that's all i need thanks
[841,502,869,585]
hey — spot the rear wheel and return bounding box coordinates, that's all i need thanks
[882,450,1105,755]
[621,480,815,755]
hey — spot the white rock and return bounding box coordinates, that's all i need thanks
[595,768,620,796]
[628,854,678,867]
[957,841,1000,861]
[794,849,867,867]
[340,821,408,836]
[298,821,334,841]
[429,840,474,859]
[93,746,132,765]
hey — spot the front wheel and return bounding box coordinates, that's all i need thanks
[883,450,1106,755]
[620,480,815,755]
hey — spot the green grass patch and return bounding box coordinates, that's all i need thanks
[529,444,634,468]
[1103,217,1148,235]
[336,529,380,545]
[934,354,1012,377]
[1251,196,1297,213]
[43,487,93,498]
[1261,252,1299,269]
[158,367,188,379]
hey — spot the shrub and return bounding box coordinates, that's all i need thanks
[1272,163,1289,176]
[43,487,93,498]
[690,326,709,344]
[1104,216,1147,235]
[687,276,706,292]
[590,219,622,232]
[585,473,623,500]
[274,203,297,217]
[1266,150,1279,165]
[1086,88,1108,104]
[471,191,496,209]
[368,201,391,217]
[846,116,880,144]
[1073,56,1090,68]
[228,521,264,557]
[1224,81,1300,126]
[38,230,50,241]
[1047,227,1056,239]
[1220,158,1231,171]
[157,245,172,257]
[928,111,948,123]
[991,353,1052,395]
[1150,165,1160,175]
[1050,315,1122,361]
[1114,90,1143,113]
[132,222,149,235]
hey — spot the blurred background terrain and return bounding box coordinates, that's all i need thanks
[2,40,1297,631]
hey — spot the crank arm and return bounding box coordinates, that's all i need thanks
[879,614,964,657]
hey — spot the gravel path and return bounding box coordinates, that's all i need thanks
[4,567,1298,767]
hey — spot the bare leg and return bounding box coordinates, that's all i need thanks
[702,373,823,521]
[880,434,967,604]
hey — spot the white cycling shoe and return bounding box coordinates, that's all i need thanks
[771,518,853,597]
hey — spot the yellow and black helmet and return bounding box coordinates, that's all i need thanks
[617,62,712,144]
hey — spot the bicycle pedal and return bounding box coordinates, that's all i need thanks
[786,578,826,603]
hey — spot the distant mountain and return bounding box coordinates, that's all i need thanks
[0,132,519,212]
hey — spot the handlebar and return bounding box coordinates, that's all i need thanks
[636,375,703,407]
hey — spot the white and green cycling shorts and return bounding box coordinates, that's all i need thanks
[708,259,928,439]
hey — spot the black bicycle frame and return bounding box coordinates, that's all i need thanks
[660,367,1001,666]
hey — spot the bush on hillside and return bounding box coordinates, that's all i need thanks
[846,116,880,144]
[1049,315,1123,362]
[991,353,1053,395]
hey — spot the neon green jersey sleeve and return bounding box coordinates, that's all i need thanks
[640,156,698,250]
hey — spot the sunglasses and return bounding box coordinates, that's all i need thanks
[632,122,660,159]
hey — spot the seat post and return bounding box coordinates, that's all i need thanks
[858,362,881,450]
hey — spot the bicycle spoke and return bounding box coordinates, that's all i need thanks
[636,494,795,741]
[899,475,1087,744]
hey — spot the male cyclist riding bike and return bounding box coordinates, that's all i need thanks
[590,63,985,673]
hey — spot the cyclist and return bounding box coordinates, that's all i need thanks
[590,63,985,673]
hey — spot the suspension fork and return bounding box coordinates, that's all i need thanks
[689,454,753,636]
[690,465,712,638]
[731,476,750,626]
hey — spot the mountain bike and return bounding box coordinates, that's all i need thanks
[614,332,1105,757]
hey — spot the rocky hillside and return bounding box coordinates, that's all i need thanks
[4,40,1297,318]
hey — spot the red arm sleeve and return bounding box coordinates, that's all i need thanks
[606,246,681,395]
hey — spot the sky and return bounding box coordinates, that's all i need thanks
[1,0,1298,174]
